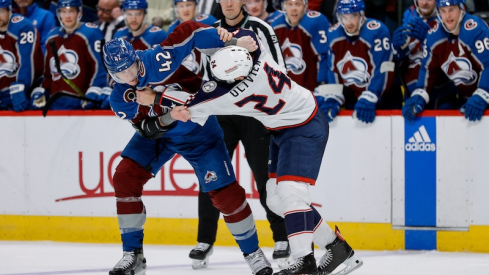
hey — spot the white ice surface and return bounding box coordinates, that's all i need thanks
[1,241,489,275]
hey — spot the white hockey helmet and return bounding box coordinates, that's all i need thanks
[210,46,253,82]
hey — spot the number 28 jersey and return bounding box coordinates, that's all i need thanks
[183,30,317,130]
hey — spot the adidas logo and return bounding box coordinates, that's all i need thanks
[405,125,436,152]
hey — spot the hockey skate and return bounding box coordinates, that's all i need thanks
[272,241,292,269]
[244,248,273,275]
[316,227,363,275]
[109,248,146,275]
[189,242,213,269]
[272,252,317,275]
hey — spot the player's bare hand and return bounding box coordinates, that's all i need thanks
[216,26,233,42]
[171,105,192,122]
[136,87,156,106]
[237,36,258,52]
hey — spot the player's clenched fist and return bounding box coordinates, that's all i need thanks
[216,26,233,42]
[171,105,192,122]
[237,36,258,52]
[136,87,156,106]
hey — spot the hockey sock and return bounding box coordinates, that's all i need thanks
[209,181,259,255]
[310,205,336,248]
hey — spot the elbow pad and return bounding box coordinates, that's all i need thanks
[132,116,172,140]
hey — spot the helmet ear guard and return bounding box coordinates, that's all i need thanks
[210,46,253,83]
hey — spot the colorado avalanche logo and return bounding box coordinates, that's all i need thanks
[0,46,18,77]
[337,51,370,87]
[441,52,477,85]
[182,51,200,74]
[281,38,306,75]
[407,41,423,68]
[204,171,218,184]
[49,45,81,80]
[428,22,439,34]
[464,19,477,31]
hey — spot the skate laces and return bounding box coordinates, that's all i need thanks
[274,241,289,252]
[245,249,271,273]
[114,251,136,270]
[193,242,211,252]
[318,249,333,269]
[284,255,306,271]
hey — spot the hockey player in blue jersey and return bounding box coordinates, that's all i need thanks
[0,0,43,111]
[392,0,437,94]
[114,0,168,50]
[402,0,489,121]
[14,0,57,54]
[102,24,272,275]
[30,0,109,110]
[322,0,395,123]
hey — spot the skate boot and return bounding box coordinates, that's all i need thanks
[272,241,292,269]
[189,242,213,269]
[316,226,363,275]
[109,248,146,275]
[244,248,273,275]
[272,252,317,275]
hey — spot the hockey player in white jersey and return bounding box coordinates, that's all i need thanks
[136,28,363,275]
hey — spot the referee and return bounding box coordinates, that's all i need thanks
[189,0,290,270]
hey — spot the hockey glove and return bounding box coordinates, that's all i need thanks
[10,82,29,112]
[99,87,112,109]
[354,91,378,123]
[392,25,412,52]
[322,98,342,122]
[460,89,489,121]
[82,86,102,109]
[314,84,344,122]
[30,87,48,109]
[407,17,430,42]
[402,89,429,121]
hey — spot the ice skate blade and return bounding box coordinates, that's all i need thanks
[330,255,363,275]
[275,256,292,269]
[192,259,210,269]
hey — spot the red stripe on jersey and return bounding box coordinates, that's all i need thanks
[277,175,316,186]
[267,105,318,131]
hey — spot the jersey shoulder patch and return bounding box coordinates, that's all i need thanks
[306,11,321,18]
[85,22,99,28]
[149,26,162,32]
[195,14,209,21]
[202,81,217,93]
[428,21,439,34]
[464,19,478,31]
[11,15,24,23]
[366,20,381,30]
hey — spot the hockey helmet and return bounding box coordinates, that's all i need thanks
[210,46,253,83]
[0,0,11,9]
[57,0,83,31]
[336,0,366,36]
[103,38,141,84]
[435,0,465,33]
[122,0,149,11]
[175,0,199,4]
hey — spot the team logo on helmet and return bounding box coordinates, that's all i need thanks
[0,46,18,77]
[204,171,218,183]
[337,51,369,87]
[441,52,477,85]
[202,81,217,93]
[281,38,306,75]
[49,45,81,80]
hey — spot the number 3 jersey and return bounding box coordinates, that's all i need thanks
[183,29,318,131]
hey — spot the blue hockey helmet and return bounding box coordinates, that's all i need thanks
[57,0,83,32]
[103,38,141,84]
[435,0,466,33]
[122,0,149,11]
[436,0,465,7]
[57,0,82,9]
[0,0,11,9]
[336,0,365,15]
